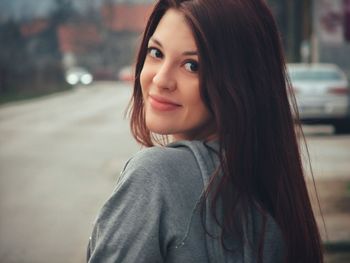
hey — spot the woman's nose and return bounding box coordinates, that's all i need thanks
[152,63,176,91]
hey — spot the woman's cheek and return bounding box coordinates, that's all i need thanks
[140,64,153,91]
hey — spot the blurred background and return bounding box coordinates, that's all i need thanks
[0,0,349,262]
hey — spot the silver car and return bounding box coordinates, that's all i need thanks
[287,63,350,134]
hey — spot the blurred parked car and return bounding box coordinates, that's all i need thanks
[65,67,93,86]
[287,63,350,134]
[118,66,134,82]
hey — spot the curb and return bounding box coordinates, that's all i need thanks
[324,241,350,253]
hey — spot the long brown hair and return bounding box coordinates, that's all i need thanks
[129,0,323,262]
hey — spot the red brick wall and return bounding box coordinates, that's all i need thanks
[101,4,153,32]
[20,19,49,37]
[58,24,101,53]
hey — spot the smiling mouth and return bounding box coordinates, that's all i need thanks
[148,95,181,111]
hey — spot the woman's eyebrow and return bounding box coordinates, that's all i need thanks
[182,50,198,56]
[149,37,198,56]
[149,37,163,47]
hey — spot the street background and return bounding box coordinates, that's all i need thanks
[0,82,349,262]
[1,0,350,262]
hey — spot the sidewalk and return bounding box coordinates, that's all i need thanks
[309,179,350,262]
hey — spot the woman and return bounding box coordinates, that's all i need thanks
[87,0,323,262]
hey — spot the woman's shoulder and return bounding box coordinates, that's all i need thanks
[128,141,216,170]
[125,140,218,175]
[119,140,216,193]
[112,143,206,218]
[126,144,198,174]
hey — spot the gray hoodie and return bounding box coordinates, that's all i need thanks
[87,140,284,262]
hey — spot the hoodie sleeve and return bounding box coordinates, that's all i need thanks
[87,159,168,263]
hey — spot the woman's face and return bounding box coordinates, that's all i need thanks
[140,8,215,141]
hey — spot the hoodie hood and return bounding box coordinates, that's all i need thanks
[167,140,284,263]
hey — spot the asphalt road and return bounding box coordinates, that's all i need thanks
[0,82,139,263]
[0,81,349,263]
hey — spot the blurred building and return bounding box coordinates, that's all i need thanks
[93,1,153,79]
[267,0,312,62]
[314,0,350,75]
[57,1,154,80]
[4,0,349,89]
[0,0,155,95]
[0,15,64,95]
[268,0,350,75]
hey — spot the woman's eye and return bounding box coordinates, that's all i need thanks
[148,47,163,59]
[184,61,199,73]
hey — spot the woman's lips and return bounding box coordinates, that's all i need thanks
[148,95,181,111]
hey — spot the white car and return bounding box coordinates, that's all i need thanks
[287,63,350,134]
